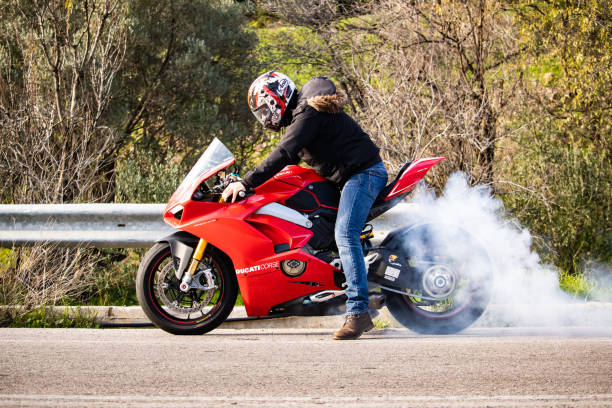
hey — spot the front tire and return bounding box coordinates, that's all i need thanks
[136,242,237,335]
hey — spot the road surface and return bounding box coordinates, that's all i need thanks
[1,327,611,407]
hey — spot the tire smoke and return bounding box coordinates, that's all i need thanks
[391,172,612,329]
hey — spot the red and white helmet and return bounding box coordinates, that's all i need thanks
[247,71,297,131]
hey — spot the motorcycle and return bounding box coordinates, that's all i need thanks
[136,138,493,335]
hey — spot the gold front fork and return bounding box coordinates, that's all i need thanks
[185,195,224,276]
[186,238,208,276]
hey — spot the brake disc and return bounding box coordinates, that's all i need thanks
[157,262,215,314]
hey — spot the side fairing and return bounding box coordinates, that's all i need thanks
[173,190,340,318]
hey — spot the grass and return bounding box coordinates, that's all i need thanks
[373,317,392,329]
[559,270,612,301]
[7,306,98,328]
[84,249,141,306]
[559,271,592,299]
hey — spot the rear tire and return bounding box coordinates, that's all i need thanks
[136,242,237,335]
[381,221,493,334]
[385,286,490,334]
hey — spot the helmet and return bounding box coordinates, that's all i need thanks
[247,71,297,131]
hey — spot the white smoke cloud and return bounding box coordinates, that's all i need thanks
[384,172,612,329]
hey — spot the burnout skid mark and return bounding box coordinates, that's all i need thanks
[236,262,280,275]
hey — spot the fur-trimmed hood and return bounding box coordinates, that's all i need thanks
[307,92,348,114]
[295,76,348,115]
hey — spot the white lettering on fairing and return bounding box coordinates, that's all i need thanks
[236,262,279,275]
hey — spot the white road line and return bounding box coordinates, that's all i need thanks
[1,394,612,408]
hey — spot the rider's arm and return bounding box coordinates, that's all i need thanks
[243,108,321,189]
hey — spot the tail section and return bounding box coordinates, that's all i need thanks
[367,157,446,221]
[384,157,446,201]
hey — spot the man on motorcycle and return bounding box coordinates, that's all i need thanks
[222,71,388,340]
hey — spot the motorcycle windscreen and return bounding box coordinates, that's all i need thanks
[166,138,235,211]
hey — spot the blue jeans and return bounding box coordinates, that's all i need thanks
[335,161,388,315]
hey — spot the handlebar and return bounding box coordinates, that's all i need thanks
[194,171,254,203]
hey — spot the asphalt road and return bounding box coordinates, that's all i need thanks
[1,327,611,407]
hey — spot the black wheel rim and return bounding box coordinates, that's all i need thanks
[146,250,226,325]
[401,257,478,319]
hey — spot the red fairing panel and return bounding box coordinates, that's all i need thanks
[385,157,446,200]
[272,165,327,187]
[246,214,312,249]
[175,201,340,316]
[234,249,340,316]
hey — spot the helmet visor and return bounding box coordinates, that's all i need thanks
[251,104,270,126]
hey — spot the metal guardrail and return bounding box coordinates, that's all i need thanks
[0,204,176,248]
[0,203,413,248]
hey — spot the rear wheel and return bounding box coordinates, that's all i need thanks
[385,275,491,334]
[382,222,493,334]
[136,242,237,335]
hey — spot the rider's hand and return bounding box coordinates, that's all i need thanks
[222,181,246,203]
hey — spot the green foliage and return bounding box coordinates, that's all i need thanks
[503,132,612,273]
[113,0,263,166]
[0,0,129,203]
[254,25,323,87]
[559,271,592,299]
[115,151,184,203]
[513,0,612,152]
[0,248,16,271]
[559,268,612,302]
[501,0,612,273]
[85,249,141,306]
[373,317,392,329]
[107,0,268,202]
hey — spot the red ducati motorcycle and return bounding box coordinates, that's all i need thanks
[136,138,493,335]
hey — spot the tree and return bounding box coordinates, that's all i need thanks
[0,0,264,317]
[501,0,612,272]
[0,0,128,203]
[257,0,523,187]
[511,0,611,156]
[257,0,611,272]
[0,0,128,321]
[0,0,264,204]
[110,0,264,202]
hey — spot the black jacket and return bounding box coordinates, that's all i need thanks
[244,77,381,188]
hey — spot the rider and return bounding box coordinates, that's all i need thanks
[222,71,388,340]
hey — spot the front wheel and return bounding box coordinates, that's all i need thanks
[136,242,237,335]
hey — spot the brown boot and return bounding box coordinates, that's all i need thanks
[333,312,374,340]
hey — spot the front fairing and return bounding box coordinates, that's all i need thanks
[164,138,235,217]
